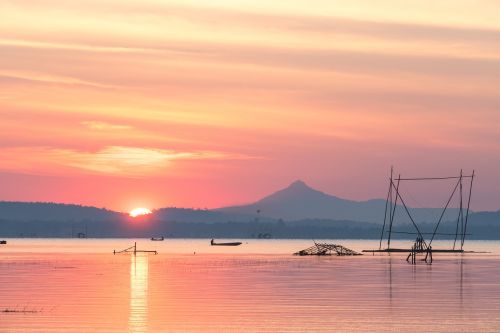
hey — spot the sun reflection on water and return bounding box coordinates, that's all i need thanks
[129,254,149,333]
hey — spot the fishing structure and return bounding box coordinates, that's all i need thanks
[363,168,475,264]
[113,242,157,255]
[294,242,362,256]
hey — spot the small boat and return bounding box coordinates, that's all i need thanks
[0,240,6,245]
[150,237,164,241]
[210,239,242,246]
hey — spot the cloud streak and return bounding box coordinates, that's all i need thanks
[5,1,500,45]
[0,69,117,88]
[0,146,251,177]
[81,121,132,131]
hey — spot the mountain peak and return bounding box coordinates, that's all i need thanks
[260,180,325,202]
[288,180,310,190]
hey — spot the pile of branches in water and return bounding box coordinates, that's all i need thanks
[294,242,362,256]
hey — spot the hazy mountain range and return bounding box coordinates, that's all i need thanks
[217,180,463,224]
[0,180,498,238]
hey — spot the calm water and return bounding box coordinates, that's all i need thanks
[1,239,500,332]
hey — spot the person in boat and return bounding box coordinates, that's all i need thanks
[211,239,214,245]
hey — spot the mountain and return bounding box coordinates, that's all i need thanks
[151,207,258,223]
[0,181,470,225]
[0,181,496,239]
[0,202,124,221]
[217,180,462,224]
[466,210,500,227]
[0,191,499,238]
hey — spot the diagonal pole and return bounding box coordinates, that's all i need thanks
[391,180,427,248]
[429,177,460,246]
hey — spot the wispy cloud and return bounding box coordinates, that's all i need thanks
[0,38,161,55]
[0,69,117,88]
[81,121,132,131]
[66,146,194,175]
[0,146,253,177]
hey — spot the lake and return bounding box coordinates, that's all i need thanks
[1,239,500,332]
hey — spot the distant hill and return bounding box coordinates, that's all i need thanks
[0,183,499,239]
[467,210,500,227]
[0,202,124,222]
[0,182,473,225]
[217,180,462,224]
[151,207,259,223]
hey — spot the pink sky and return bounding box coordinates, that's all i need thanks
[1,0,499,212]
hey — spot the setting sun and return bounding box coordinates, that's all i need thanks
[129,207,152,218]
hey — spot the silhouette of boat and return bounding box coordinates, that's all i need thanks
[150,237,164,241]
[0,240,6,244]
[210,239,242,246]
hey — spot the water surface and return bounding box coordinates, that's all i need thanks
[1,239,499,332]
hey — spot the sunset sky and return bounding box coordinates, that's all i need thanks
[1,0,499,212]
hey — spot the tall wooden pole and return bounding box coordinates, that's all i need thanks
[459,170,464,249]
[454,171,464,250]
[462,170,474,249]
[387,174,400,250]
[379,167,393,250]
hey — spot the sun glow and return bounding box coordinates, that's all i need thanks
[129,207,152,218]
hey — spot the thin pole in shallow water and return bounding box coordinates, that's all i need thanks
[379,167,393,250]
[460,170,464,248]
[462,170,474,250]
[453,171,464,250]
[387,174,400,250]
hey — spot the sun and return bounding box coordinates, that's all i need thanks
[129,207,152,218]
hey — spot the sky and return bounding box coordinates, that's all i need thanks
[1,0,500,212]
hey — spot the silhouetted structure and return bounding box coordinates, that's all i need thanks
[363,168,476,263]
[294,242,362,256]
[113,242,157,255]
